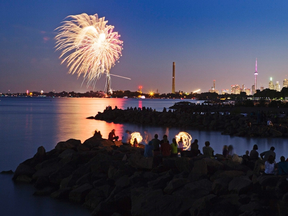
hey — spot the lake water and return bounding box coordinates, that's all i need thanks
[1,97,288,215]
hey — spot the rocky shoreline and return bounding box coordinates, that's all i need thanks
[10,133,288,216]
[91,106,288,137]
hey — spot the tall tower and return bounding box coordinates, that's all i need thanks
[172,62,175,94]
[254,58,258,92]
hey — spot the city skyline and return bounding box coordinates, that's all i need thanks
[1,1,288,93]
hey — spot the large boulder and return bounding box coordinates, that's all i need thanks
[13,163,36,181]
[228,175,252,194]
[69,183,93,203]
[55,139,81,152]
[128,153,153,170]
[83,136,115,151]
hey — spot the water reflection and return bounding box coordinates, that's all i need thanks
[52,96,288,161]
[55,98,125,143]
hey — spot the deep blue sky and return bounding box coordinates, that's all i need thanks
[1,0,288,93]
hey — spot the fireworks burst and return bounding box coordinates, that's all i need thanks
[55,13,123,87]
[175,132,192,151]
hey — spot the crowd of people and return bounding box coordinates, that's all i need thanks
[107,129,288,176]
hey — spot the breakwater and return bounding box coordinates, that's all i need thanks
[11,133,288,215]
[92,106,288,137]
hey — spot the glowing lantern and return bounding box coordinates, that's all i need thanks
[175,132,192,151]
[130,132,143,145]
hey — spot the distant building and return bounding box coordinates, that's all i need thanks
[245,88,251,95]
[209,80,218,93]
[221,89,230,94]
[275,81,280,92]
[268,77,274,90]
[231,85,241,94]
[283,79,288,88]
[251,85,255,95]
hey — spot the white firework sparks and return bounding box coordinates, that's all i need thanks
[55,13,123,86]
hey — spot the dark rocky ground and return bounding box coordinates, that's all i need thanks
[91,105,288,137]
[8,133,288,216]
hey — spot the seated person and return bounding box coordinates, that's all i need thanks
[203,141,214,159]
[108,129,119,141]
[264,155,276,175]
[278,156,288,175]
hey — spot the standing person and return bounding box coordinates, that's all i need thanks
[171,138,178,157]
[178,137,184,152]
[151,134,161,156]
[108,129,118,141]
[250,144,259,161]
[122,130,131,144]
[260,147,276,162]
[160,135,171,157]
[264,155,276,174]
[222,145,228,158]
[228,145,234,158]
[133,138,138,147]
[203,141,214,159]
[144,141,154,157]
[191,139,200,157]
[277,156,288,175]
[143,130,152,145]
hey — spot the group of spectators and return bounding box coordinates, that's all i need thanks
[248,145,288,175]
[108,129,288,175]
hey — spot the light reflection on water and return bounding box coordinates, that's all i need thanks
[1,97,288,171]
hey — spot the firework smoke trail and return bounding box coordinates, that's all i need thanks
[55,13,123,87]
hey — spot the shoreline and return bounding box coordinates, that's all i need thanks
[11,133,288,215]
[92,105,288,138]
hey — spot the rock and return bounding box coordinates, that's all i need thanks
[55,139,81,152]
[50,188,71,199]
[212,177,232,195]
[13,163,36,180]
[189,194,217,216]
[164,178,189,194]
[14,175,33,183]
[83,136,115,151]
[128,153,153,170]
[69,183,93,203]
[83,185,112,209]
[228,175,252,194]
[257,175,280,187]
[147,171,173,190]
[34,176,51,189]
[131,188,188,216]
[33,186,55,196]
[173,179,213,199]
[0,170,14,174]
[210,170,245,181]
[115,175,130,188]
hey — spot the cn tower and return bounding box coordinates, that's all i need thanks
[254,58,258,91]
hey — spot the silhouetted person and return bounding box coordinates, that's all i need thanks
[108,129,119,141]
[250,144,259,161]
[151,134,161,156]
[278,156,288,175]
[171,138,178,157]
[203,141,214,159]
[260,146,276,162]
[264,155,276,175]
[191,139,200,157]
[160,135,171,157]
[222,145,228,158]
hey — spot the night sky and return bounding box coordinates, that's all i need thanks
[1,0,288,94]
